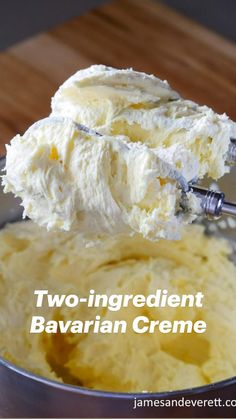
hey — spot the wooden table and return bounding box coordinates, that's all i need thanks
[0,0,236,155]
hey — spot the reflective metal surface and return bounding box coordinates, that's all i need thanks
[0,155,236,418]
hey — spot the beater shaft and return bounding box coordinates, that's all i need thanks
[190,185,236,219]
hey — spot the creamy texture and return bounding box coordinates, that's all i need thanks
[2,117,198,241]
[3,65,236,241]
[0,221,236,392]
[51,65,236,179]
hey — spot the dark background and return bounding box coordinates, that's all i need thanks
[0,0,235,51]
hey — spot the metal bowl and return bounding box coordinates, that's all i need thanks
[0,155,236,418]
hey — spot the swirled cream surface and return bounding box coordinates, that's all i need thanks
[0,221,236,392]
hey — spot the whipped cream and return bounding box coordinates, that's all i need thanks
[51,65,236,180]
[3,117,198,240]
[3,65,236,241]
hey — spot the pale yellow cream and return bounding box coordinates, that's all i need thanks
[0,221,236,392]
[3,65,236,241]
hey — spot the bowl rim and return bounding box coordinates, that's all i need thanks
[1,356,236,399]
[1,154,236,399]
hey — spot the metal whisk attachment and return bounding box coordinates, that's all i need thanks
[190,186,236,219]
[189,139,236,219]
